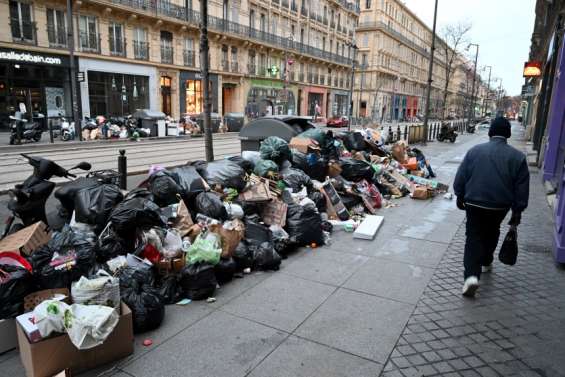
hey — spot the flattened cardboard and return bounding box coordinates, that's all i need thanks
[17,302,133,377]
[321,182,350,221]
[289,137,320,154]
[353,215,384,240]
[0,222,51,256]
[261,199,288,227]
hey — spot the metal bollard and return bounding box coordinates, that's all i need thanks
[404,125,408,141]
[388,126,393,144]
[49,120,54,144]
[396,125,401,142]
[118,149,127,190]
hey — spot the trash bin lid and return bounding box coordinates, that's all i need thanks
[239,116,316,142]
[132,109,166,120]
[224,112,244,118]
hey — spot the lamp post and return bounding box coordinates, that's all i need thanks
[466,43,479,125]
[481,66,492,117]
[346,41,358,131]
[200,0,213,162]
[66,0,81,141]
[423,0,438,145]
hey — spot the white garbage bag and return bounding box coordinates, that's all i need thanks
[33,300,70,337]
[65,304,119,350]
[71,270,120,309]
[161,229,183,258]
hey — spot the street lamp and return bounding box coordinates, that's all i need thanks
[466,43,479,125]
[481,65,492,117]
[422,0,438,146]
[346,41,358,131]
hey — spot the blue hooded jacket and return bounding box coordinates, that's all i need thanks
[453,137,530,212]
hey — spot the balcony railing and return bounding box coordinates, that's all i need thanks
[330,21,335,28]
[357,21,430,58]
[183,50,195,67]
[334,77,338,86]
[298,72,305,82]
[109,37,126,57]
[307,72,313,83]
[161,45,173,64]
[221,60,229,71]
[320,75,325,85]
[47,25,67,48]
[79,31,100,53]
[300,6,308,16]
[133,40,149,60]
[272,0,279,5]
[231,61,239,73]
[10,18,37,44]
[248,64,256,75]
[281,0,289,8]
[259,66,267,76]
[290,1,298,12]
[309,12,316,20]
[323,16,328,25]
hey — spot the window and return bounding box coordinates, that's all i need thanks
[79,15,98,52]
[10,1,34,42]
[185,79,202,113]
[184,38,195,67]
[108,22,124,56]
[361,53,367,67]
[248,50,256,74]
[249,9,255,29]
[271,16,278,35]
[362,33,369,47]
[259,53,267,75]
[260,14,266,32]
[231,47,238,72]
[160,31,173,64]
[365,0,371,9]
[133,27,149,60]
[223,0,229,20]
[322,37,326,51]
[221,45,229,70]
[47,8,66,47]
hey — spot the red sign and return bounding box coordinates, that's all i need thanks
[523,61,542,78]
[287,59,294,65]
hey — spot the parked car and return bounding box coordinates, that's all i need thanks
[327,115,349,128]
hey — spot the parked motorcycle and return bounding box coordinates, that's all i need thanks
[9,113,44,145]
[437,122,458,143]
[2,154,91,238]
[466,121,477,134]
[60,117,75,141]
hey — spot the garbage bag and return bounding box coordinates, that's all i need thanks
[157,274,183,305]
[244,218,273,245]
[95,225,129,262]
[71,270,121,309]
[195,192,228,221]
[308,191,327,213]
[162,229,183,259]
[109,192,165,236]
[233,241,253,271]
[260,136,292,164]
[321,131,340,160]
[33,300,69,337]
[285,203,324,246]
[290,151,327,181]
[227,156,254,174]
[0,264,33,319]
[180,262,217,300]
[280,167,313,193]
[298,129,326,144]
[199,160,246,191]
[74,184,123,233]
[249,242,281,271]
[148,170,182,207]
[270,225,291,255]
[342,132,367,151]
[117,266,164,333]
[186,233,222,265]
[254,159,279,178]
[214,258,237,284]
[340,158,374,182]
[65,303,119,350]
[171,165,207,199]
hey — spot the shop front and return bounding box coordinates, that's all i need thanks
[0,47,76,130]
[179,70,219,115]
[300,86,327,118]
[79,58,158,118]
[245,79,296,118]
[329,90,349,117]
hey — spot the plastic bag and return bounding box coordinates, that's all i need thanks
[342,132,367,151]
[270,225,291,255]
[224,202,244,219]
[260,136,292,164]
[298,129,326,144]
[280,167,313,193]
[149,170,182,207]
[199,160,246,191]
[227,156,254,174]
[71,270,120,309]
[250,242,281,271]
[0,264,33,319]
[162,229,183,258]
[499,227,518,266]
[33,300,69,337]
[157,274,183,305]
[170,165,207,199]
[180,262,217,300]
[74,184,123,233]
[95,225,129,262]
[290,151,327,181]
[285,203,324,246]
[186,233,222,265]
[340,158,374,182]
[214,258,237,284]
[308,191,327,212]
[254,159,279,178]
[109,193,165,237]
[65,303,119,350]
[233,241,253,271]
[194,192,228,221]
[241,151,261,166]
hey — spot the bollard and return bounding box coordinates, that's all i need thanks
[49,120,54,144]
[118,149,127,190]
[396,125,401,142]
[388,126,393,144]
[404,125,408,141]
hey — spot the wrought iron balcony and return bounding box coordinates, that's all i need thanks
[183,50,195,67]
[79,31,100,53]
[47,25,67,48]
[298,72,305,82]
[290,1,298,12]
[248,64,256,75]
[10,18,37,45]
[221,60,229,71]
[133,40,149,60]
[109,37,126,57]
[231,61,239,73]
[161,45,173,64]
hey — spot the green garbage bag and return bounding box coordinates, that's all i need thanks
[253,159,279,178]
[298,129,325,144]
[186,234,221,265]
[259,136,292,164]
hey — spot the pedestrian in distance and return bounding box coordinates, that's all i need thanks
[453,117,529,298]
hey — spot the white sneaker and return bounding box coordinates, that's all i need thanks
[482,265,493,273]
[462,276,479,297]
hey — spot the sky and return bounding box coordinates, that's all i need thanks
[402,0,536,95]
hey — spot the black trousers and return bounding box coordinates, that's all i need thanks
[464,205,509,280]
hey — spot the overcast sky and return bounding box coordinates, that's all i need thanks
[402,0,536,95]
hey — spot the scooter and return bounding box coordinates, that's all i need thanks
[9,113,44,145]
[2,154,91,238]
[60,117,75,141]
[437,122,458,143]
[466,121,476,134]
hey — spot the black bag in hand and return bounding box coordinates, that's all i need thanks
[499,227,518,266]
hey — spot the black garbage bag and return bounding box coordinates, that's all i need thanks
[95,225,129,262]
[74,183,123,233]
[341,132,367,151]
[233,241,253,271]
[228,156,255,174]
[254,159,279,178]
[249,242,281,271]
[339,158,374,182]
[108,192,165,236]
[199,160,246,191]
[0,264,33,319]
[308,191,327,212]
[171,165,207,199]
[180,262,217,300]
[195,192,228,221]
[157,274,183,305]
[148,170,182,207]
[214,258,237,284]
[260,136,292,164]
[124,187,154,201]
[290,151,327,181]
[117,266,163,332]
[285,203,324,246]
[341,194,363,210]
[280,167,313,193]
[321,130,340,160]
[244,218,272,245]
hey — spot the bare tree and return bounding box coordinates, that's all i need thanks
[440,22,472,118]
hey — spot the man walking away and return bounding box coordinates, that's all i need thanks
[454,117,529,297]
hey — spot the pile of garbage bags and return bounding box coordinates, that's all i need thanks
[0,126,449,343]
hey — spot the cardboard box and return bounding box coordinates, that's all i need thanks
[353,215,384,240]
[411,186,430,200]
[209,220,245,259]
[17,302,133,377]
[289,137,320,154]
[0,318,17,354]
[0,222,51,256]
[321,182,350,221]
[261,199,288,227]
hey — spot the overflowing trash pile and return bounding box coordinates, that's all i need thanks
[0,126,449,375]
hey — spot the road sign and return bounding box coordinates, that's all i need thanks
[521,84,534,97]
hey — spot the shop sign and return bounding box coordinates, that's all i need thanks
[0,50,63,65]
[523,61,542,78]
[77,71,85,82]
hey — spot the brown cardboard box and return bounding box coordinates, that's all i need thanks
[17,302,133,377]
[411,186,429,200]
[209,220,245,259]
[261,199,288,227]
[289,137,320,154]
[0,222,51,256]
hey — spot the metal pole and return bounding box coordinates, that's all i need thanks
[422,0,438,145]
[482,66,491,117]
[66,0,81,141]
[469,44,479,125]
[347,45,357,131]
[200,0,214,162]
[118,150,127,190]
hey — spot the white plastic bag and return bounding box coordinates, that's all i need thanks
[71,270,120,309]
[33,300,70,337]
[224,203,244,219]
[162,229,183,258]
[65,304,119,350]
